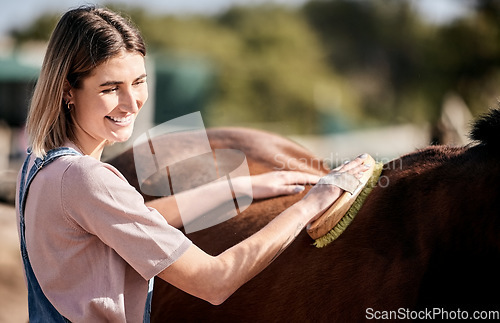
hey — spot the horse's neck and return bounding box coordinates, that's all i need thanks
[375,145,500,307]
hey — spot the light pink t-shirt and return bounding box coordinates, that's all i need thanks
[16,152,192,322]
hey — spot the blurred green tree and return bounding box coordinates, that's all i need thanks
[434,0,500,116]
[10,4,356,134]
[129,5,358,133]
[303,0,441,123]
[9,14,59,44]
[9,1,500,135]
[303,0,500,125]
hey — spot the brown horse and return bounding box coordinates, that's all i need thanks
[109,110,500,321]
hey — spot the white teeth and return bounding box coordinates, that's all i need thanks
[107,115,132,123]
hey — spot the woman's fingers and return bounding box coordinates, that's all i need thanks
[250,171,320,199]
[335,153,368,171]
[274,171,321,185]
[329,153,370,179]
[268,184,306,197]
[251,153,370,200]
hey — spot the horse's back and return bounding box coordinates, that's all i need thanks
[107,115,500,321]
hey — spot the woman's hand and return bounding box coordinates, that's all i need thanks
[158,154,370,305]
[250,171,321,200]
[299,153,370,224]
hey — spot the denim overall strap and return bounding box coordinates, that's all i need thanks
[18,147,81,322]
[143,277,154,322]
[19,147,154,323]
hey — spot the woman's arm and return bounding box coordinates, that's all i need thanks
[146,171,321,229]
[157,155,368,305]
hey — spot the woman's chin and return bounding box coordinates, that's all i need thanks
[108,136,131,145]
[110,129,134,143]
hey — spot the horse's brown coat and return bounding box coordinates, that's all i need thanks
[109,114,500,322]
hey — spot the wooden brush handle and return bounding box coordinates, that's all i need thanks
[306,154,375,240]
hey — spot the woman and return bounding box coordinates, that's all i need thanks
[16,6,369,322]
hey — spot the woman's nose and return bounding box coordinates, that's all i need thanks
[120,88,142,113]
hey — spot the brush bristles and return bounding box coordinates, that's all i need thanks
[314,162,384,248]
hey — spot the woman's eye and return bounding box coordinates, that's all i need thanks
[133,80,146,86]
[102,87,118,94]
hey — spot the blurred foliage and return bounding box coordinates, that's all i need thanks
[9,0,500,134]
[122,4,358,133]
[9,13,60,43]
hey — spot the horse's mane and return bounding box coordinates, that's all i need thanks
[393,108,500,179]
[469,108,500,149]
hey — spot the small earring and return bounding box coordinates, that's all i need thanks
[66,101,72,111]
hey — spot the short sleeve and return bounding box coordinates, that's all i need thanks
[61,156,191,280]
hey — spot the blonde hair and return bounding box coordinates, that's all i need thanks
[26,6,146,157]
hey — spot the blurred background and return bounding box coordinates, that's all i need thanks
[1,0,499,320]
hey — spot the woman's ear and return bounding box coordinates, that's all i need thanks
[63,79,73,103]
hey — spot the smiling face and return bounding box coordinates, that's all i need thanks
[65,51,148,158]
